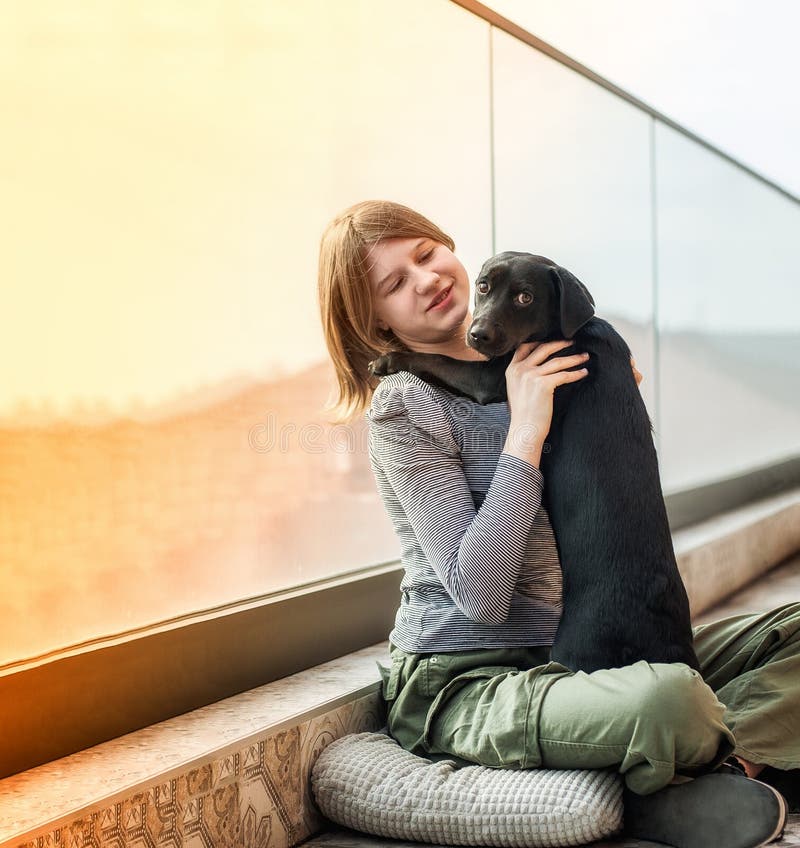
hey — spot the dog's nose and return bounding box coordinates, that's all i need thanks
[468,322,494,346]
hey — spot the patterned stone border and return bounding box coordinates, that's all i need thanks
[15,693,385,848]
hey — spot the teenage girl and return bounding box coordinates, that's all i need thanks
[317,199,800,848]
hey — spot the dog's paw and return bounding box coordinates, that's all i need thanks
[369,353,405,377]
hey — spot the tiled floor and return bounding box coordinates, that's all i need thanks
[304,553,800,848]
[305,817,798,846]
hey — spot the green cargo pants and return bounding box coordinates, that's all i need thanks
[377,603,800,795]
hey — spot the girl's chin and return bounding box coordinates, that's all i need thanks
[446,302,470,329]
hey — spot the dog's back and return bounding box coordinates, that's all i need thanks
[543,318,699,672]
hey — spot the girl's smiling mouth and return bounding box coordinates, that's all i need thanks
[427,285,453,311]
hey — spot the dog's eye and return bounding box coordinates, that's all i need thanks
[476,281,489,294]
[515,292,533,305]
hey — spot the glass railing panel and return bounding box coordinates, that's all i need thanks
[654,120,800,493]
[491,27,657,418]
[0,0,493,665]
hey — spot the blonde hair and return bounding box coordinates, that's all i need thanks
[317,200,455,422]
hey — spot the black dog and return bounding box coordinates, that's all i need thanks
[370,252,699,673]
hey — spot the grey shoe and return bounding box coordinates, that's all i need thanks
[622,773,788,848]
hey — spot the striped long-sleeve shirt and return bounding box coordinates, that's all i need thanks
[366,370,563,653]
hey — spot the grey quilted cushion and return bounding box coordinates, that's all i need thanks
[311,731,623,847]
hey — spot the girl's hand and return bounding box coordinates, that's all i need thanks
[631,356,643,386]
[503,339,589,465]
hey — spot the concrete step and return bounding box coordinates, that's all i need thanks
[694,550,800,625]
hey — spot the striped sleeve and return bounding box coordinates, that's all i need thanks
[368,377,545,624]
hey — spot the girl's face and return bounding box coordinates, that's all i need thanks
[364,236,472,353]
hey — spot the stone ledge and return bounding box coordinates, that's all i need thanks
[0,643,390,847]
[675,487,800,615]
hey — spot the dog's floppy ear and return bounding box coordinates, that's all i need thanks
[550,266,595,338]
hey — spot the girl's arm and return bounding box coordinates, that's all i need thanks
[368,377,543,624]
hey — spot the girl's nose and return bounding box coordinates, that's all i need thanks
[415,269,440,293]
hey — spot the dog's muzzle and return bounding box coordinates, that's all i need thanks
[467,319,510,357]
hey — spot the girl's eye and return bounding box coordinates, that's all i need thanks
[515,291,533,305]
[387,249,433,293]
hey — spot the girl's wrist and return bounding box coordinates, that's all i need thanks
[503,424,545,467]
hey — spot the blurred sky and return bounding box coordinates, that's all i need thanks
[488,0,800,199]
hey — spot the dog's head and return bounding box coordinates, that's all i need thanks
[466,252,595,357]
